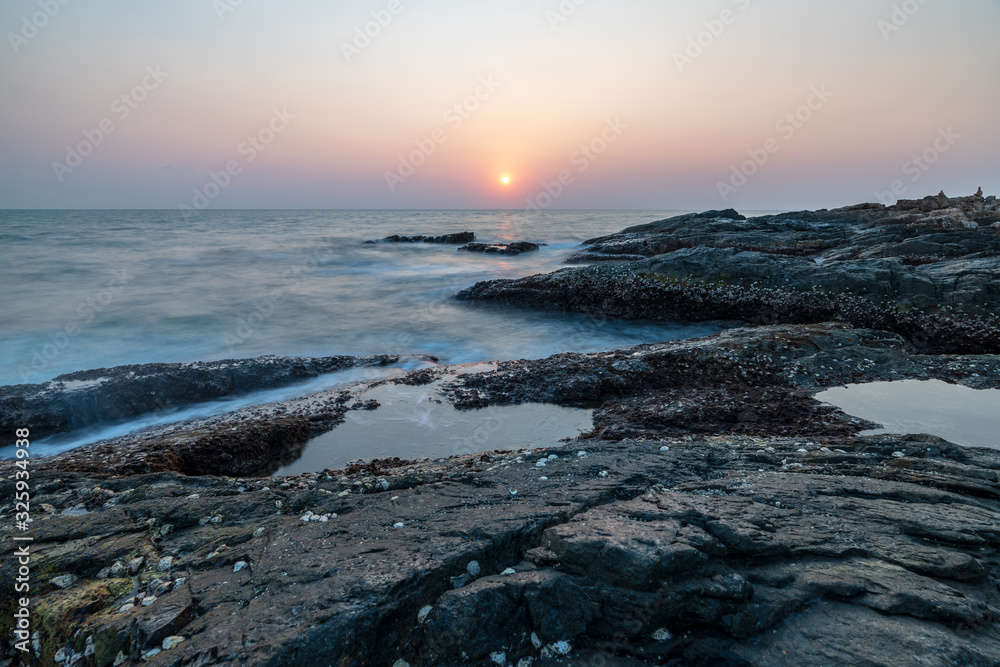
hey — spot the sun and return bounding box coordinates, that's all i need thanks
[501,175,511,186]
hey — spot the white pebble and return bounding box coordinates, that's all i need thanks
[233,561,249,572]
[490,651,507,665]
[660,446,670,452]
[500,568,517,576]
[535,460,547,468]
[466,561,481,577]
[393,522,405,528]
[162,636,185,650]
[892,451,905,458]
[652,628,672,641]
[598,471,609,478]
[417,605,433,624]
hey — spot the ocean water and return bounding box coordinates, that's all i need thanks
[0,209,728,389]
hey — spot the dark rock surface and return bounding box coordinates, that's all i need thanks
[0,354,420,441]
[3,432,999,666]
[457,193,1000,356]
[459,242,541,256]
[370,232,476,244]
[2,323,1000,665]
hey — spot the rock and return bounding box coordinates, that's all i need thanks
[128,557,144,575]
[162,635,185,650]
[109,561,125,577]
[459,192,1000,355]
[51,574,77,589]
[233,561,249,572]
[467,560,482,577]
[374,232,475,244]
[2,319,1000,664]
[459,241,541,256]
[156,556,173,572]
[0,353,425,440]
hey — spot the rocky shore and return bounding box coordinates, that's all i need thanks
[2,193,1000,666]
[458,192,1000,355]
[0,355,422,441]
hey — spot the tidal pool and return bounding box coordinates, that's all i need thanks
[817,379,1000,449]
[274,382,594,476]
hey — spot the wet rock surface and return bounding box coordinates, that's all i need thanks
[459,192,1000,354]
[2,322,1000,665]
[459,242,541,256]
[0,354,418,441]
[370,232,476,244]
[3,432,999,666]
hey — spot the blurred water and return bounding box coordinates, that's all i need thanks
[0,209,728,387]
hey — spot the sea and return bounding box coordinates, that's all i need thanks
[3,209,998,461]
[0,209,729,388]
[0,209,732,456]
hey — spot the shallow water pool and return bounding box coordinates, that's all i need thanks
[274,382,593,475]
[817,379,1000,449]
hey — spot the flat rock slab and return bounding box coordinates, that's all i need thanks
[2,434,999,666]
[459,242,541,256]
[369,232,476,244]
[0,354,424,440]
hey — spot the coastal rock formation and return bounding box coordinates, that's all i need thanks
[0,354,423,440]
[4,193,1000,666]
[458,241,541,256]
[3,432,999,666]
[369,232,476,244]
[2,323,1000,665]
[458,192,1000,355]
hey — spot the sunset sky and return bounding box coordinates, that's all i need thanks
[1,0,997,210]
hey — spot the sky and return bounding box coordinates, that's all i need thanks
[0,0,997,210]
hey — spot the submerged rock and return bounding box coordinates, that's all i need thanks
[459,241,541,255]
